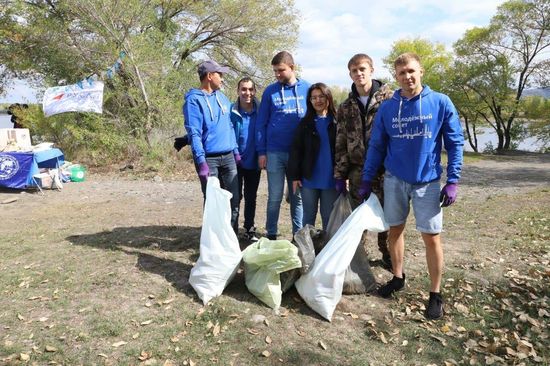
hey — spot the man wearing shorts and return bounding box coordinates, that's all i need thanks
[359,52,464,319]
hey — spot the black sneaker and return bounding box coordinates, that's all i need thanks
[425,292,444,320]
[377,273,405,298]
[244,227,259,242]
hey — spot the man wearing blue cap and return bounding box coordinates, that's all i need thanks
[183,60,241,233]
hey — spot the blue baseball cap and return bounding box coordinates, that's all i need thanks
[198,60,230,77]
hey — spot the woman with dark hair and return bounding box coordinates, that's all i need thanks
[288,83,338,230]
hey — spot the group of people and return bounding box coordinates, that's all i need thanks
[182,50,464,320]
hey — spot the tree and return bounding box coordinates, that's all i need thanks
[383,37,452,92]
[453,0,550,151]
[0,0,299,163]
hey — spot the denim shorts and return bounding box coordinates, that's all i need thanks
[383,171,443,234]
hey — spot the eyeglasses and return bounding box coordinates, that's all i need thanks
[310,95,326,101]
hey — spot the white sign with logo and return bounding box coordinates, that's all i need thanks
[42,81,104,117]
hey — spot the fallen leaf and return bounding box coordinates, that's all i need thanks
[430,335,448,346]
[170,336,179,343]
[132,333,140,339]
[39,317,48,322]
[440,324,451,333]
[163,360,176,366]
[138,351,151,361]
[247,328,259,335]
[145,302,153,308]
[148,294,155,299]
[112,341,127,348]
[261,350,271,357]
[457,326,467,333]
[318,341,327,350]
[17,314,25,321]
[296,329,306,337]
[402,340,408,346]
[20,353,30,361]
[265,336,272,344]
[98,353,108,358]
[379,332,388,344]
[212,322,220,336]
[45,345,57,352]
[163,298,174,304]
[141,320,153,326]
[189,360,196,366]
[264,319,270,327]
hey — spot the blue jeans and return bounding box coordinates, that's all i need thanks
[237,167,261,230]
[266,151,303,236]
[197,152,239,233]
[301,187,338,231]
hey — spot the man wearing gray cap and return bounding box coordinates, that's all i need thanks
[183,60,241,233]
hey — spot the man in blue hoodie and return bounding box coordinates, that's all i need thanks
[256,51,311,239]
[183,60,240,233]
[231,77,261,242]
[359,52,464,320]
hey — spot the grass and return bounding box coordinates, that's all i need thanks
[1,171,549,365]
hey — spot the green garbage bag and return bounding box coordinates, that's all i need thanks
[242,238,302,309]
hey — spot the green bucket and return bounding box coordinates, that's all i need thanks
[69,165,86,182]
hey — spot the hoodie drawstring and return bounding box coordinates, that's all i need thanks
[397,92,423,134]
[280,83,301,115]
[203,91,225,120]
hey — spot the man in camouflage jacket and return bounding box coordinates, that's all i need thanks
[334,53,393,267]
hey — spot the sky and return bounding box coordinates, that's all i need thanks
[0,0,507,105]
[294,0,506,87]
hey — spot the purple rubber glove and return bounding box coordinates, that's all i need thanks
[198,162,209,184]
[335,178,347,194]
[440,183,458,207]
[358,181,372,201]
[234,153,242,167]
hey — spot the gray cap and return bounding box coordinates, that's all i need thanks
[197,60,230,77]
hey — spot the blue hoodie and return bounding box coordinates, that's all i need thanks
[183,88,238,164]
[256,79,311,154]
[362,86,464,185]
[230,99,259,170]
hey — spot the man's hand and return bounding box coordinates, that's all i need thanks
[198,162,209,184]
[292,180,302,194]
[440,183,458,207]
[335,178,347,195]
[234,153,242,167]
[358,181,372,201]
[258,155,267,170]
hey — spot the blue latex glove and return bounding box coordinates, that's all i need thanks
[335,178,347,194]
[234,153,242,167]
[358,181,372,201]
[440,183,458,207]
[198,162,209,184]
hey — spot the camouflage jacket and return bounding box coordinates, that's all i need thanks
[334,80,393,179]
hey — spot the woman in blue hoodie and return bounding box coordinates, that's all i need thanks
[288,83,338,230]
[231,77,261,242]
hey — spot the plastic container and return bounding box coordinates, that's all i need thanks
[69,164,86,182]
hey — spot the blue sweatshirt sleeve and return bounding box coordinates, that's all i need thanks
[256,86,272,156]
[442,97,464,183]
[362,110,389,182]
[183,96,206,165]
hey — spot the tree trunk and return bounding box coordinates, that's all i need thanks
[464,116,478,153]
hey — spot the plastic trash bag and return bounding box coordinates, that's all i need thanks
[280,224,322,293]
[242,238,302,309]
[295,194,388,321]
[326,194,377,294]
[189,177,242,305]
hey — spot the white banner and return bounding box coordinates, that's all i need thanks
[42,81,104,117]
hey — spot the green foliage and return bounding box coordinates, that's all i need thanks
[383,37,452,92]
[451,0,550,151]
[0,0,299,164]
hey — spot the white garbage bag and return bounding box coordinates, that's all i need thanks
[189,177,242,305]
[295,194,388,321]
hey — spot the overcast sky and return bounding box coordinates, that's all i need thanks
[294,0,506,87]
[1,0,507,104]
